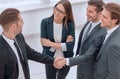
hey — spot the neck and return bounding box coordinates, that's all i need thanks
[91,19,100,23]
[3,31,16,40]
[54,19,62,24]
[106,24,119,30]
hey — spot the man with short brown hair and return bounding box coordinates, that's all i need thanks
[94,2,120,79]
[0,8,54,79]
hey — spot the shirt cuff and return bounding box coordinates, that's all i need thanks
[49,47,55,52]
[66,58,69,66]
[61,43,67,51]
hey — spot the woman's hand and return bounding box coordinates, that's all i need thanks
[66,35,74,42]
[41,38,53,47]
[41,38,61,50]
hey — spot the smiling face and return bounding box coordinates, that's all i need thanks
[100,9,117,29]
[86,5,101,22]
[53,3,66,23]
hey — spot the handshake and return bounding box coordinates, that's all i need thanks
[54,57,67,69]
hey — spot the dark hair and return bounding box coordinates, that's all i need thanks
[88,0,105,13]
[104,2,120,25]
[54,0,75,28]
[0,8,20,29]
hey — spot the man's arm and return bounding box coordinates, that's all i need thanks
[54,36,104,68]
[18,33,54,64]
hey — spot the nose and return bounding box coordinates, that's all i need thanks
[86,11,89,16]
[55,10,59,14]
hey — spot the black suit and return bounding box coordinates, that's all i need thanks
[0,33,54,79]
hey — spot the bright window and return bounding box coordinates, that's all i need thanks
[0,0,50,8]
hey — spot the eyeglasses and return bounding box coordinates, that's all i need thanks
[54,7,66,14]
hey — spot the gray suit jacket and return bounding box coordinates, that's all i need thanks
[94,25,120,79]
[69,22,106,78]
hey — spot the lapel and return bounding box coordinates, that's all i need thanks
[96,25,120,61]
[47,16,55,42]
[82,23,101,43]
[80,21,90,43]
[61,23,67,41]
[0,35,18,64]
[15,36,26,61]
[76,21,90,55]
[48,16,67,42]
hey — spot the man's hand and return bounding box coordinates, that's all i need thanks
[54,57,66,69]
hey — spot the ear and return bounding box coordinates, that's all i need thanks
[98,12,102,18]
[11,23,17,30]
[112,19,118,24]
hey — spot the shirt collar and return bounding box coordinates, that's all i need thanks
[2,33,14,45]
[107,25,119,35]
[90,21,101,27]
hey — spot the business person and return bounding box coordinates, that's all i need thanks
[40,0,75,79]
[94,2,120,79]
[0,8,54,79]
[54,0,106,79]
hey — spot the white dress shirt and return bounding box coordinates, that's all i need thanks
[103,25,119,43]
[2,34,25,79]
[49,22,67,58]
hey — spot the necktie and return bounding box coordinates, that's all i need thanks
[14,40,24,63]
[14,39,25,79]
[83,23,92,40]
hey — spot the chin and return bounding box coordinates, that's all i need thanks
[87,18,91,21]
[101,24,106,27]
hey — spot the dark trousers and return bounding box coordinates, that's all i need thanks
[45,64,70,79]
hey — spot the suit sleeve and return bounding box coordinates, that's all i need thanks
[41,18,48,38]
[105,45,120,79]
[18,33,54,64]
[40,18,55,52]
[65,22,75,51]
[69,36,104,66]
[26,43,54,64]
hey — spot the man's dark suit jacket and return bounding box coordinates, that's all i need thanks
[94,25,120,79]
[0,33,54,79]
[41,16,75,58]
[69,21,106,79]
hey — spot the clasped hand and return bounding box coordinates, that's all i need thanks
[54,57,66,69]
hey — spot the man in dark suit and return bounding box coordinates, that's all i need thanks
[54,0,106,79]
[94,2,120,79]
[0,8,54,79]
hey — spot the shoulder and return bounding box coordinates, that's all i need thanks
[42,16,53,23]
[68,21,74,25]
[16,33,25,41]
[67,21,75,28]
[97,23,107,34]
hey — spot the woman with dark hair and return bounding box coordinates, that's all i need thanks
[40,0,75,79]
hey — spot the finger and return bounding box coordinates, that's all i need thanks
[54,57,64,63]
